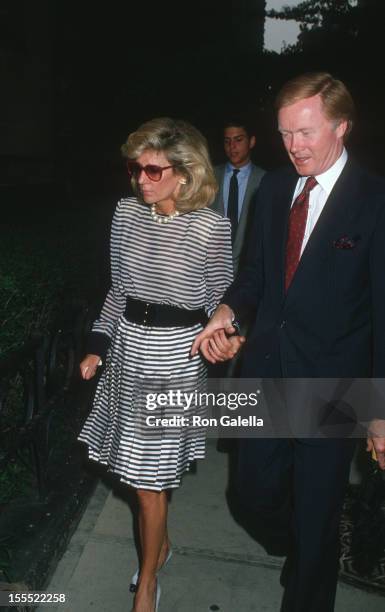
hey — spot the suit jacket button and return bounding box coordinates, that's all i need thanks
[265,353,271,359]
[280,320,286,328]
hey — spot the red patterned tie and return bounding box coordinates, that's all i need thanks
[285,176,317,291]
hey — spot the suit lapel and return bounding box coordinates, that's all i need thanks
[270,169,299,300]
[285,158,360,301]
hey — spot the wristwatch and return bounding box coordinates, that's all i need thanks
[231,318,241,336]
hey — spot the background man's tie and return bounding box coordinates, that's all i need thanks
[285,176,318,291]
[227,168,240,244]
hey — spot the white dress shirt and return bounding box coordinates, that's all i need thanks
[291,148,348,255]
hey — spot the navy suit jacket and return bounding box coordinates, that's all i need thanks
[224,158,385,380]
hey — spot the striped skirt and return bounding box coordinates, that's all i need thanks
[78,315,207,491]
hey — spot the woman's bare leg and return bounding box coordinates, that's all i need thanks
[133,489,168,612]
[158,526,171,568]
[138,522,171,571]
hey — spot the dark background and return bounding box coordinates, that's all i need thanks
[2,0,384,204]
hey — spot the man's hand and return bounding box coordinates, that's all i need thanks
[367,418,385,470]
[80,354,101,380]
[206,329,246,363]
[191,304,244,364]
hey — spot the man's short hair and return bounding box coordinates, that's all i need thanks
[223,118,255,139]
[275,72,355,138]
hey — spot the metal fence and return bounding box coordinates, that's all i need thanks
[0,303,94,502]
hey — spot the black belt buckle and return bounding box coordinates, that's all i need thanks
[142,301,154,326]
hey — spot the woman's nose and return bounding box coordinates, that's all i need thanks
[137,168,147,184]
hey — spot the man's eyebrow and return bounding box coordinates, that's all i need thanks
[278,127,313,134]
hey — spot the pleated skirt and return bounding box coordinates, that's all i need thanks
[78,315,207,491]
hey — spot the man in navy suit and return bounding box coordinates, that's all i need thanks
[192,72,385,611]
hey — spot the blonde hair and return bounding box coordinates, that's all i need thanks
[121,117,217,212]
[275,72,355,139]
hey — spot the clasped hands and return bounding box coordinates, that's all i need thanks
[191,303,246,364]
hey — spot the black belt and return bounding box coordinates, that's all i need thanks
[123,296,208,327]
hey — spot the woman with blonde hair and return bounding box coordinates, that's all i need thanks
[78,118,235,611]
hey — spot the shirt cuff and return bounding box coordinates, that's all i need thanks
[85,331,111,362]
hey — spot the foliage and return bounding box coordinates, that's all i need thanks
[0,453,33,505]
[0,535,12,580]
[0,237,65,357]
[0,373,26,428]
[0,195,111,507]
[267,0,359,55]
[268,0,357,23]
[0,201,109,358]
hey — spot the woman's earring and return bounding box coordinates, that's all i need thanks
[179,178,187,185]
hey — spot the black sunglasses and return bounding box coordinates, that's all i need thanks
[126,161,175,182]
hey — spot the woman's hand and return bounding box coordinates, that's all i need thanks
[206,329,246,363]
[191,304,238,362]
[80,354,101,380]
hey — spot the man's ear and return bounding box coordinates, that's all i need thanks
[335,120,348,139]
[249,135,256,149]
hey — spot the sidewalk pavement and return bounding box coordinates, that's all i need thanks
[40,439,385,612]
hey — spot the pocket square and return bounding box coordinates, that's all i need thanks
[333,235,360,249]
